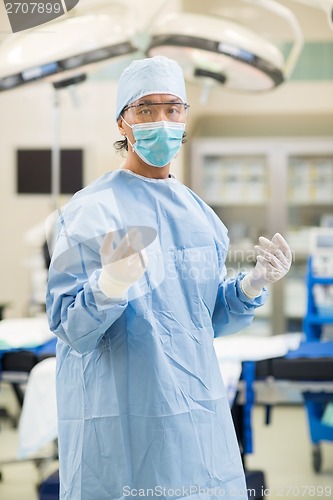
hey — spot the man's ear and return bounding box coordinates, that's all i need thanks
[117,116,126,136]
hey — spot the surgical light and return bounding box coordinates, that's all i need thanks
[146,1,303,92]
[0,13,136,92]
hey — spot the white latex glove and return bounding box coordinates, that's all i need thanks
[241,233,292,299]
[98,228,147,299]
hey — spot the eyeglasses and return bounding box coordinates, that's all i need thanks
[122,102,190,123]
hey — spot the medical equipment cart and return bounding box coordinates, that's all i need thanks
[303,248,333,472]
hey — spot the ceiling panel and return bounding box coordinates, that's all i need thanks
[182,0,333,41]
[0,0,332,40]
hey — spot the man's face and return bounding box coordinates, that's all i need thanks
[117,93,188,145]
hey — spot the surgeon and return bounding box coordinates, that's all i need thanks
[46,56,292,500]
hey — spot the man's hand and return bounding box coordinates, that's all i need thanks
[98,228,147,299]
[241,233,292,299]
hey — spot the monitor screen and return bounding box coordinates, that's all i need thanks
[316,234,333,248]
[17,149,83,194]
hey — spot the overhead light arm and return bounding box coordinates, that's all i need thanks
[243,0,304,77]
[290,0,333,29]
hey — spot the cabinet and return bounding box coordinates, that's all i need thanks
[190,138,333,335]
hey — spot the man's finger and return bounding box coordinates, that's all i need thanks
[271,233,292,261]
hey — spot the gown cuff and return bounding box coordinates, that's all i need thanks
[98,268,129,300]
[240,274,263,299]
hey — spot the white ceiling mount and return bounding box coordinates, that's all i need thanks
[243,0,304,77]
[291,0,333,29]
[147,1,304,93]
[0,13,137,92]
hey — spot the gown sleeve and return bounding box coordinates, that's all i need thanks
[193,193,269,337]
[46,196,128,356]
[212,270,268,337]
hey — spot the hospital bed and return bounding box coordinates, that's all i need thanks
[15,333,302,460]
[4,329,333,492]
[239,243,333,473]
[0,317,56,422]
[13,333,302,498]
[0,317,56,481]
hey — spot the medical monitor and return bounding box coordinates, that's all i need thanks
[16,148,83,194]
[310,228,333,256]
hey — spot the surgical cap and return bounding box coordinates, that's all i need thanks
[115,56,187,120]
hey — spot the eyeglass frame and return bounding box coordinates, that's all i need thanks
[122,102,190,113]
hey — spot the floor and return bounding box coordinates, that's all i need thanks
[246,405,333,500]
[0,384,332,499]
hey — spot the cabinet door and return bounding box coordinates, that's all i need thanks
[191,141,273,336]
[199,154,268,206]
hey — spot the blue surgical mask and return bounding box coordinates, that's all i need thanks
[122,118,185,168]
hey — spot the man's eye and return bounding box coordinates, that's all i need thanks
[139,107,151,115]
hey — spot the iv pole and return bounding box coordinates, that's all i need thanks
[51,88,61,210]
[50,74,87,210]
[46,74,87,265]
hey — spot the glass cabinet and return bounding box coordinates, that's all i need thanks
[190,138,333,336]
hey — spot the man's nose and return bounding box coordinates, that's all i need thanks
[154,108,169,121]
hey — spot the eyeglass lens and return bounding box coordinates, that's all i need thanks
[124,102,189,123]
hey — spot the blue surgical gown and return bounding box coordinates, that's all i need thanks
[46,169,267,500]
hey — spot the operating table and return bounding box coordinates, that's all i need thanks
[241,341,333,472]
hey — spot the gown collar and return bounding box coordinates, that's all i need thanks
[120,167,177,183]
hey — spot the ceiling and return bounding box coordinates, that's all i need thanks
[0,0,331,86]
[183,0,333,41]
[0,0,332,41]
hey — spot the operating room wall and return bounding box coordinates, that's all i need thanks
[183,80,333,180]
[185,81,333,130]
[190,114,333,138]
